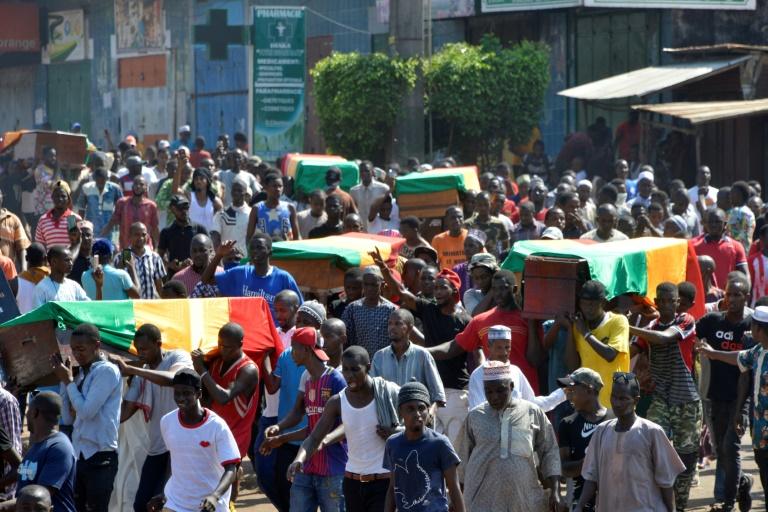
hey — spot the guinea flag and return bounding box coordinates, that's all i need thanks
[502,237,706,319]
[271,232,406,291]
[0,296,283,364]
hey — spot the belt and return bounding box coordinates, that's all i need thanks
[344,471,390,482]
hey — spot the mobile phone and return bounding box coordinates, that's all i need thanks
[67,215,77,231]
[92,254,99,268]
[122,249,132,263]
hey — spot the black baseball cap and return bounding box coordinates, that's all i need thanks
[170,194,190,207]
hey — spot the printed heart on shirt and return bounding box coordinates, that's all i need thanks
[200,441,210,447]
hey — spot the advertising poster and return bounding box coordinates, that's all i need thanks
[44,10,86,63]
[115,0,165,52]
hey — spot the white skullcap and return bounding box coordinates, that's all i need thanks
[638,170,654,183]
[482,360,513,381]
[488,325,512,341]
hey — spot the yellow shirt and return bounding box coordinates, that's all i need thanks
[573,312,630,405]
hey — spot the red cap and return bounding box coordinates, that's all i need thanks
[437,268,462,303]
[291,327,329,361]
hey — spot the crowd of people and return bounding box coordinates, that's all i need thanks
[0,125,766,512]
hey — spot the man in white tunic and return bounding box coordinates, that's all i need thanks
[457,360,562,512]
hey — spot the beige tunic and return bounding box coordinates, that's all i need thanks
[456,398,560,512]
[581,417,685,512]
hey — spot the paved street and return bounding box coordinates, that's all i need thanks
[235,442,766,511]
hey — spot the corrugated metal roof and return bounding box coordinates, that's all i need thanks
[558,57,750,100]
[664,43,768,54]
[632,99,768,124]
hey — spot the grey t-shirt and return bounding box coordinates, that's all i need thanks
[125,350,193,455]
[216,169,260,207]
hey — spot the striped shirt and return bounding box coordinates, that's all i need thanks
[35,209,81,248]
[0,387,21,500]
[636,313,699,405]
[0,209,30,261]
[114,249,166,299]
[300,367,347,476]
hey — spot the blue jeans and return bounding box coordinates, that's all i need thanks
[289,473,345,512]
[252,416,281,509]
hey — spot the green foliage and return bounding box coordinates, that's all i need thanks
[311,52,417,160]
[425,35,550,165]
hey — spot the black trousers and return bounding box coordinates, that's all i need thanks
[342,477,389,512]
[133,452,170,512]
[75,451,118,512]
[273,443,300,512]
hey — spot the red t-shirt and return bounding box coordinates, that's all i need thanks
[615,121,640,160]
[190,149,212,169]
[692,235,747,288]
[455,307,538,393]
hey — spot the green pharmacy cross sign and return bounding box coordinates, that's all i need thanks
[194,9,248,61]
[251,7,306,161]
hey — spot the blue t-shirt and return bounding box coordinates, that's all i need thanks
[274,348,307,444]
[17,431,77,512]
[82,265,133,300]
[625,178,638,200]
[383,427,460,512]
[543,320,569,395]
[215,264,303,322]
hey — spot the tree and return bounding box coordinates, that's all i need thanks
[425,36,550,167]
[311,52,417,161]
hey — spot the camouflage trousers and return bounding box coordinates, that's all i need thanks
[647,397,702,512]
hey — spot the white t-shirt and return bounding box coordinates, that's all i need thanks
[580,229,629,243]
[467,363,566,411]
[161,408,240,512]
[688,185,719,218]
[16,278,37,314]
[33,276,89,308]
[216,170,261,208]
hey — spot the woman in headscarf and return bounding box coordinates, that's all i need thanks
[34,180,81,248]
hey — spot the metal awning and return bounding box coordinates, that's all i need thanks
[632,99,768,125]
[664,43,768,55]
[558,56,750,100]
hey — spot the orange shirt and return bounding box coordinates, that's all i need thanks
[431,229,468,269]
[0,254,17,283]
